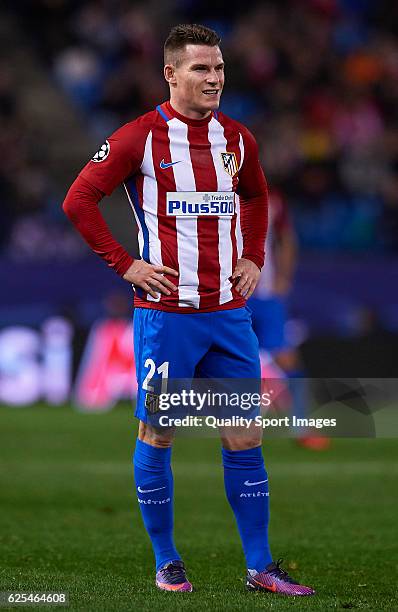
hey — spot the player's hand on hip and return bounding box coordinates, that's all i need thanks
[231,258,260,299]
[123,260,178,299]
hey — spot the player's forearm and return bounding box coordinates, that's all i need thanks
[237,127,269,269]
[239,192,268,270]
[62,175,134,276]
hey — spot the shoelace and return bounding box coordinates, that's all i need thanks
[158,562,186,585]
[266,558,296,584]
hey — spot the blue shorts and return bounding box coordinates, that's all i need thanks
[248,296,288,352]
[133,306,260,423]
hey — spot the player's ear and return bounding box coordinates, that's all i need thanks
[164,64,177,85]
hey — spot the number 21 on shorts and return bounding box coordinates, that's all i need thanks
[142,359,169,394]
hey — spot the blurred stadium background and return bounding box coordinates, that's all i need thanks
[1,0,398,411]
[1,2,397,609]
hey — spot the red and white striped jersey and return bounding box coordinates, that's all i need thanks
[79,101,268,312]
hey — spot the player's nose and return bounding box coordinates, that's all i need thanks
[206,69,220,84]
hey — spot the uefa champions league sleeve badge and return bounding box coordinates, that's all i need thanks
[92,140,110,162]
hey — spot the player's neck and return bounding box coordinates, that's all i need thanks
[168,98,212,121]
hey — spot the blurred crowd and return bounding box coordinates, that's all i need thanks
[2,0,398,258]
[0,57,85,260]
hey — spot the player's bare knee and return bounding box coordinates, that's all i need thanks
[221,433,263,451]
[138,421,174,448]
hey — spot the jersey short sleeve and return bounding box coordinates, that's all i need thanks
[79,119,150,196]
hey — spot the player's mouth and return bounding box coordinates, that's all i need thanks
[202,89,219,96]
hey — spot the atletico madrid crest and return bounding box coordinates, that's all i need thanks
[145,392,160,414]
[221,152,238,177]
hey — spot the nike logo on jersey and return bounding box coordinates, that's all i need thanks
[244,479,268,487]
[160,159,181,169]
[137,485,166,494]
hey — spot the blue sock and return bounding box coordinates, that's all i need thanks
[222,446,272,572]
[133,438,180,571]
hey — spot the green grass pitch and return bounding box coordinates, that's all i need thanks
[0,405,397,611]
